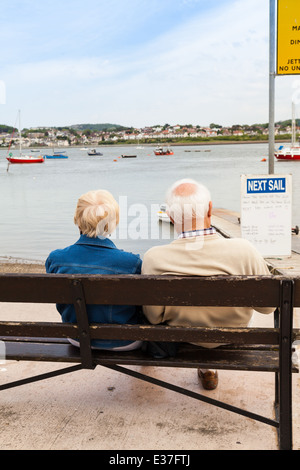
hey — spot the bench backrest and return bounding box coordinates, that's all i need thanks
[0,273,299,371]
[1,273,299,305]
[0,274,299,345]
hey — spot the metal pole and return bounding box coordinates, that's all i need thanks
[269,0,276,174]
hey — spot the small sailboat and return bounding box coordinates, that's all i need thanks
[275,103,300,160]
[6,111,44,167]
[44,149,68,159]
[157,204,172,223]
[7,153,44,164]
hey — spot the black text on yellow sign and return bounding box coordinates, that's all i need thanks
[277,0,300,75]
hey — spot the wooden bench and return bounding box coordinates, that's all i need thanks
[0,273,299,450]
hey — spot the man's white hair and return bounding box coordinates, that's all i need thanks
[165,178,211,226]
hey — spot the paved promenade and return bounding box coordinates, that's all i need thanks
[0,210,299,450]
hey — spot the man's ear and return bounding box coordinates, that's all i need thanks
[166,210,174,225]
[207,201,212,218]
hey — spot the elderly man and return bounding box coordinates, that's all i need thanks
[142,179,273,390]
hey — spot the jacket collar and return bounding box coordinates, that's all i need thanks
[75,233,117,249]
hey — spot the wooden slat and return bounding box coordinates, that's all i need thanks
[0,322,280,345]
[82,275,282,307]
[0,336,281,350]
[0,274,72,303]
[3,340,298,372]
[0,322,78,338]
[2,340,282,372]
[0,274,285,306]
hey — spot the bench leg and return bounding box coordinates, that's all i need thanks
[276,280,294,450]
[0,364,83,391]
[103,363,278,428]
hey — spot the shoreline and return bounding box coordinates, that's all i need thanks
[0,139,290,150]
[0,257,45,273]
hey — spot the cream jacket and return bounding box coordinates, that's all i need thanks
[141,233,274,346]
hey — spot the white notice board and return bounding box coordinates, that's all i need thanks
[241,174,292,257]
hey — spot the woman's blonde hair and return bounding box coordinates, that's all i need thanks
[74,190,119,238]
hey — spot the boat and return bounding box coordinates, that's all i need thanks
[275,103,300,160]
[154,146,174,155]
[87,149,103,156]
[7,153,44,164]
[184,149,211,153]
[6,111,45,165]
[121,155,137,158]
[44,150,68,159]
[157,204,172,223]
[274,145,300,160]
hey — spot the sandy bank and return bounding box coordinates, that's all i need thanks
[0,261,45,273]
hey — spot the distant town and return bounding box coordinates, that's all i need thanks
[0,120,299,148]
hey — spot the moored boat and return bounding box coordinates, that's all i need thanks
[157,204,172,223]
[274,145,300,160]
[7,154,44,164]
[6,111,45,166]
[154,146,174,155]
[275,103,300,161]
[44,150,68,159]
[87,149,103,156]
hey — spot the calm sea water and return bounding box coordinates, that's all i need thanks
[0,142,299,263]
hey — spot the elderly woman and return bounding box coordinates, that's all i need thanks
[45,189,142,351]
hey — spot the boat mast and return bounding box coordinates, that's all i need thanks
[18,109,22,156]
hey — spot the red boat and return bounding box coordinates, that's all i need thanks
[7,154,44,164]
[275,103,300,160]
[6,111,45,165]
[154,146,174,155]
[274,146,300,160]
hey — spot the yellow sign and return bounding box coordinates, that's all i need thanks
[277,0,300,75]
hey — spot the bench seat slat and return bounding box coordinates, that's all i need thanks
[0,322,281,345]
[2,340,299,373]
[0,336,282,350]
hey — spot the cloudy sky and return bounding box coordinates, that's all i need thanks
[0,0,298,129]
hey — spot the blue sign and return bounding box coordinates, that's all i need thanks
[247,177,286,194]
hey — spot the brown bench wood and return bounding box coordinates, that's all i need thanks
[0,273,299,450]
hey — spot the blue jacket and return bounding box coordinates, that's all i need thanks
[45,234,142,349]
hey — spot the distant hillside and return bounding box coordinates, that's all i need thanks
[69,123,128,131]
[275,119,300,127]
[0,124,18,134]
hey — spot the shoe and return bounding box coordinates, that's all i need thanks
[198,369,218,390]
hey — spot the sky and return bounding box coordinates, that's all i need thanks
[0,0,298,129]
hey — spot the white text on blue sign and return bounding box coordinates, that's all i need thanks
[247,178,286,194]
